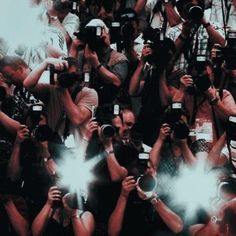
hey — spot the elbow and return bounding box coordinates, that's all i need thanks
[23,79,34,89]
[172,220,184,234]
[70,116,84,126]
[113,79,122,87]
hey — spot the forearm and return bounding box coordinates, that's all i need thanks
[32,202,53,236]
[97,66,122,87]
[0,112,20,134]
[69,45,79,59]
[208,133,226,167]
[152,198,183,234]
[23,61,48,89]
[134,0,147,14]
[108,195,128,236]
[193,221,219,236]
[60,89,86,126]
[4,200,29,236]
[71,211,94,236]
[129,60,144,95]
[159,71,171,107]
[105,151,127,181]
[7,142,22,181]
[180,142,196,165]
[205,23,225,46]
[150,138,164,170]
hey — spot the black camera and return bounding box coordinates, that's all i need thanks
[142,27,175,68]
[182,2,204,21]
[226,116,236,141]
[212,31,236,70]
[26,104,53,142]
[93,104,120,138]
[163,102,190,139]
[189,56,211,92]
[49,58,82,88]
[74,26,105,52]
[224,30,236,70]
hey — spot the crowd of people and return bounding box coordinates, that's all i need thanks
[1,0,236,235]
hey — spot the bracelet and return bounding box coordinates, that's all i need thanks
[96,63,102,71]
[179,34,187,41]
[203,22,211,28]
[70,210,83,219]
[105,150,114,156]
[44,156,52,162]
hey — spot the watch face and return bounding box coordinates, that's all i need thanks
[211,216,221,224]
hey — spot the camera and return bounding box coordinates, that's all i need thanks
[226,116,236,141]
[163,102,190,139]
[142,27,175,68]
[49,57,82,88]
[25,104,53,142]
[74,26,105,52]
[189,56,212,92]
[182,2,204,21]
[93,104,120,138]
[212,31,236,70]
[224,30,236,70]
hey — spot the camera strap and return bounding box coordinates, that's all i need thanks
[221,0,232,37]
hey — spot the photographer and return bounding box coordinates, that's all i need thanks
[72,18,129,105]
[128,28,176,145]
[31,186,95,236]
[40,0,80,47]
[166,0,225,71]
[169,57,236,148]
[145,0,181,31]
[23,57,98,149]
[108,157,184,236]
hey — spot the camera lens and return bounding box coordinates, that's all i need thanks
[101,124,116,137]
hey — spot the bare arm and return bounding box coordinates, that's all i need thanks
[151,197,184,234]
[179,139,196,165]
[134,0,147,15]
[0,111,20,134]
[150,124,170,171]
[207,132,227,168]
[4,199,29,236]
[32,186,61,236]
[7,125,29,181]
[102,137,127,181]
[108,176,136,236]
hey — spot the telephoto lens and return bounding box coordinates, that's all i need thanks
[137,174,157,198]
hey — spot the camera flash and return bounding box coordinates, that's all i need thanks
[96,27,102,36]
[84,72,90,82]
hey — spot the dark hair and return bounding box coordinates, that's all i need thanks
[0,55,28,72]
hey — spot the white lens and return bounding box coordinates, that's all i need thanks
[96,27,102,36]
[84,72,90,82]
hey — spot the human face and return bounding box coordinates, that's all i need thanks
[1,65,27,85]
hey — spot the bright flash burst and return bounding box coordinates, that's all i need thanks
[170,159,220,220]
[57,153,103,203]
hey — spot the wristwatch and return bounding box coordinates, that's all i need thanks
[211,216,221,225]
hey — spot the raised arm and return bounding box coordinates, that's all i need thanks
[108,176,137,236]
[0,111,21,134]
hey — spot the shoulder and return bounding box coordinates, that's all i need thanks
[109,49,128,65]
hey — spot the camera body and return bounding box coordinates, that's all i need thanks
[25,104,53,142]
[189,56,212,93]
[93,104,120,138]
[74,26,105,52]
[182,1,204,21]
[163,102,190,139]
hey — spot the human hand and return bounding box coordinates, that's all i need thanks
[179,74,193,91]
[45,57,68,72]
[82,118,99,141]
[159,123,171,141]
[136,185,157,201]
[47,186,62,207]
[62,193,79,217]
[121,176,137,198]
[15,125,29,144]
[141,44,152,62]
[84,46,99,68]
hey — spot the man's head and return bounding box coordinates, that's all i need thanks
[85,18,110,49]
[118,8,139,40]
[112,108,136,142]
[0,56,30,85]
